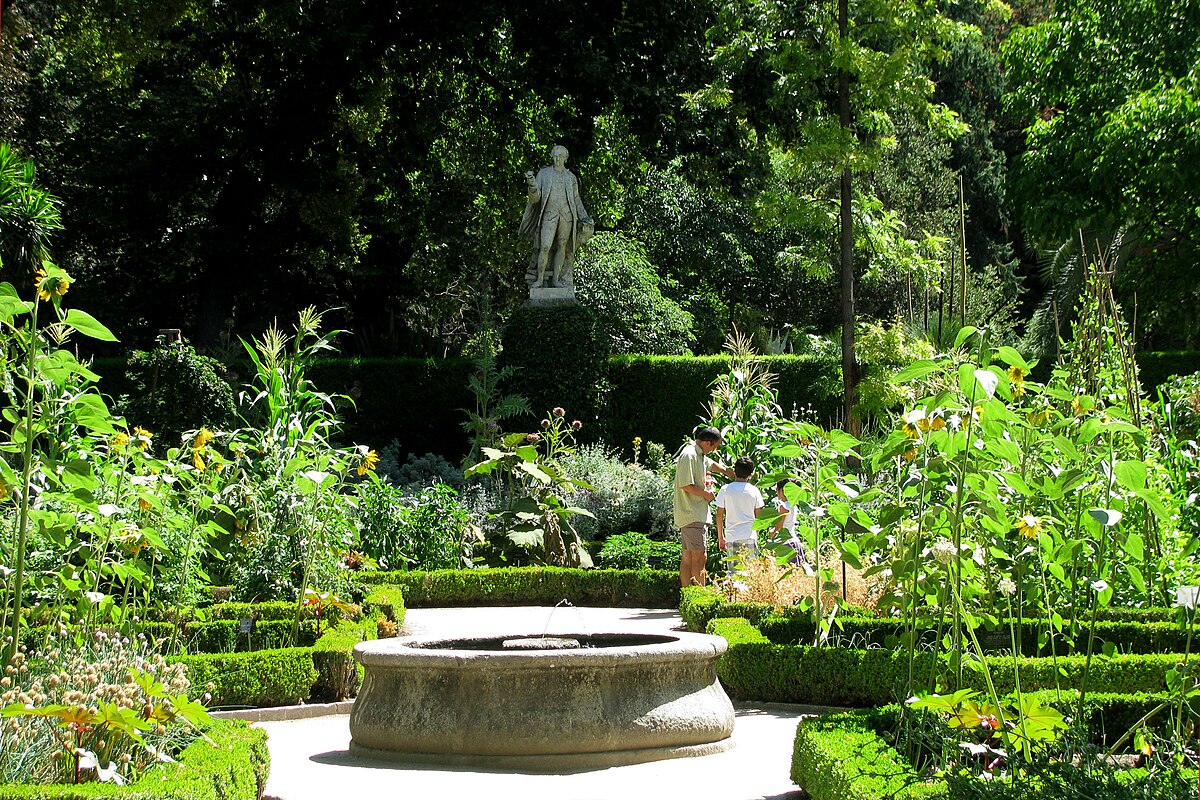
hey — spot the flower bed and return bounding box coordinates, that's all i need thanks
[0,720,268,800]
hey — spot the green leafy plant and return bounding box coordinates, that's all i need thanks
[0,629,211,786]
[354,479,476,570]
[465,409,594,567]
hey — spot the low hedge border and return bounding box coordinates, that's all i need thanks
[756,615,1196,656]
[171,617,376,706]
[792,705,1197,800]
[362,584,406,629]
[0,719,268,800]
[683,588,1191,654]
[707,618,1187,705]
[356,567,679,608]
[792,709,945,800]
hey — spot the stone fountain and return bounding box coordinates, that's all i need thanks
[348,630,735,770]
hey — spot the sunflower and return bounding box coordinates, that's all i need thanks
[357,449,380,476]
[1008,365,1026,397]
[132,427,153,451]
[1015,515,1043,540]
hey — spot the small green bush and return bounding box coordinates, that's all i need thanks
[355,480,472,570]
[792,710,946,800]
[362,584,406,628]
[173,649,318,707]
[595,531,681,571]
[118,343,235,449]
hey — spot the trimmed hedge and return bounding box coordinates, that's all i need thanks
[500,304,610,430]
[792,709,945,800]
[310,619,374,701]
[756,615,1195,655]
[601,353,840,455]
[363,584,406,628]
[172,648,319,708]
[0,720,269,800]
[792,705,1197,800]
[88,351,1198,464]
[1135,351,1200,393]
[356,567,679,608]
[682,589,1190,654]
[707,618,1185,706]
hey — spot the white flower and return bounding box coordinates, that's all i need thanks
[997,578,1017,597]
[1176,586,1200,610]
[1091,579,1109,594]
[931,539,957,565]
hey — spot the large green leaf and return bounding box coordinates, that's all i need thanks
[62,308,117,341]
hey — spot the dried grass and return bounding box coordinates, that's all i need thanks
[715,551,879,612]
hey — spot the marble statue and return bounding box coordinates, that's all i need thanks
[519,144,594,290]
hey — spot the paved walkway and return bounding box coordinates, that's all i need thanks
[250,606,822,800]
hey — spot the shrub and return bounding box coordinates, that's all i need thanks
[706,618,1187,705]
[595,532,680,571]
[356,567,679,608]
[310,619,373,701]
[354,480,472,570]
[118,342,236,449]
[562,443,673,542]
[792,710,946,800]
[376,444,465,489]
[500,304,610,430]
[362,584,406,628]
[853,318,937,421]
[173,649,318,707]
[574,231,695,355]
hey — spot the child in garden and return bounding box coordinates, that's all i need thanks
[773,479,810,568]
[715,457,765,563]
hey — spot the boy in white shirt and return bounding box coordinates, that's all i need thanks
[715,457,765,562]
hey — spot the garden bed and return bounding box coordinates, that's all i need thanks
[0,720,269,800]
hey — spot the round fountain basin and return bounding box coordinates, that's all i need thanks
[349,631,735,769]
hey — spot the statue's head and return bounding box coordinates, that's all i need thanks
[551,145,569,165]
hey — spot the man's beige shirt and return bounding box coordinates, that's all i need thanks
[673,441,712,529]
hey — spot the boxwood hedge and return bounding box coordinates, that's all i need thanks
[357,567,678,608]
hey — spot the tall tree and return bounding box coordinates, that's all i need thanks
[695,0,970,427]
[5,0,730,354]
[1003,0,1200,348]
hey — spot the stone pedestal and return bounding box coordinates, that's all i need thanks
[528,286,576,306]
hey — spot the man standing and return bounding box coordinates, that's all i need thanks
[674,426,734,587]
[519,144,594,289]
[716,457,765,563]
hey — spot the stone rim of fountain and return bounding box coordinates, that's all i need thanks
[349,629,736,771]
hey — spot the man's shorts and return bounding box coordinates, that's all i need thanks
[680,522,707,552]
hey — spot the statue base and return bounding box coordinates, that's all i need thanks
[527,286,576,306]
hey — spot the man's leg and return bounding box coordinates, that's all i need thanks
[680,523,707,587]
